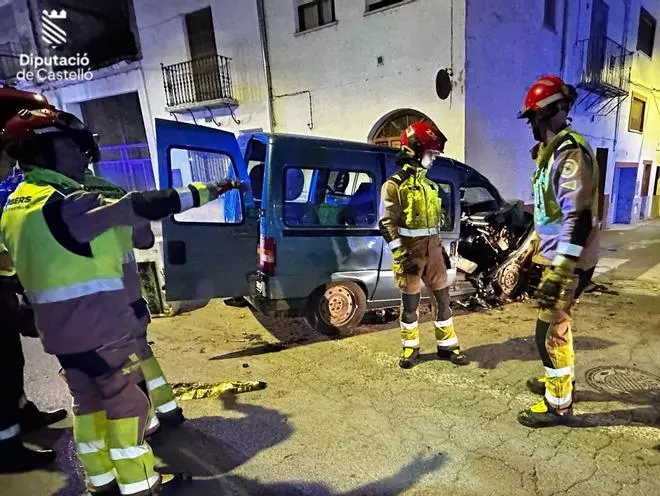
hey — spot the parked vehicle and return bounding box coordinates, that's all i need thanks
[156,119,535,335]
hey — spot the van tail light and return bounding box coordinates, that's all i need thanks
[259,236,276,276]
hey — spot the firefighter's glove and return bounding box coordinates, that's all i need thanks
[392,247,419,275]
[536,257,577,310]
[208,180,246,201]
[523,232,540,261]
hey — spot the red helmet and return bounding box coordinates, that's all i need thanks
[400,121,447,157]
[2,108,99,163]
[0,86,53,130]
[518,75,577,119]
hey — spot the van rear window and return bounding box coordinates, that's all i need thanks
[283,167,377,228]
[169,148,243,224]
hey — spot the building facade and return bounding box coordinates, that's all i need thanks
[1,0,658,225]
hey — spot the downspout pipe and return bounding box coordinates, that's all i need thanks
[613,0,632,153]
[559,0,569,77]
[256,0,275,132]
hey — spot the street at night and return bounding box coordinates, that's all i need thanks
[4,220,659,496]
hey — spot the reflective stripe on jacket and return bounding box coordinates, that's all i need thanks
[532,127,600,268]
[379,164,442,250]
[0,168,133,354]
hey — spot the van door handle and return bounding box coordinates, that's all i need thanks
[231,229,253,240]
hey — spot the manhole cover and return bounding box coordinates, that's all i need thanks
[585,366,660,403]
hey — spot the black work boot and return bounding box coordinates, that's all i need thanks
[0,437,56,473]
[526,377,577,401]
[20,401,67,433]
[399,348,420,369]
[437,348,470,366]
[158,407,185,428]
[517,399,573,428]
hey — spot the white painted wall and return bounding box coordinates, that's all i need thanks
[466,0,660,223]
[465,0,565,201]
[263,0,467,160]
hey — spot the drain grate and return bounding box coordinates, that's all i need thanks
[585,366,660,403]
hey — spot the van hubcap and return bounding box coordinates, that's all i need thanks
[320,286,356,327]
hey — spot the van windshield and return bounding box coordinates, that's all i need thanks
[283,167,377,228]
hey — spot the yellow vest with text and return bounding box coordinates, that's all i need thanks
[0,178,125,305]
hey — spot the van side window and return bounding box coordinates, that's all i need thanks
[284,167,378,228]
[437,182,455,231]
[169,148,243,224]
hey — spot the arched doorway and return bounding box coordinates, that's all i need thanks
[368,109,437,148]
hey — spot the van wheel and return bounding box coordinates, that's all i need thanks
[304,282,367,336]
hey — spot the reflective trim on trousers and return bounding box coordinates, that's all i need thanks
[156,400,178,414]
[398,226,441,237]
[544,366,572,378]
[123,251,136,263]
[388,239,402,251]
[435,318,453,327]
[146,415,160,432]
[557,242,583,258]
[28,277,124,304]
[77,440,106,454]
[147,377,167,391]
[109,445,150,461]
[402,338,420,348]
[437,336,459,349]
[88,469,116,488]
[545,390,572,407]
[400,320,419,330]
[118,474,160,495]
[0,423,20,440]
[176,189,194,211]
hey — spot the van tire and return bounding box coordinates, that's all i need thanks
[304,282,367,336]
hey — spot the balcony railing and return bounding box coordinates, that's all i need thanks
[161,54,236,111]
[576,37,631,97]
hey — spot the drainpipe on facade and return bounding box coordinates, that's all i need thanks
[256,0,276,132]
[559,0,569,77]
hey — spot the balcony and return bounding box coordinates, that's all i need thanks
[576,37,632,97]
[161,54,237,113]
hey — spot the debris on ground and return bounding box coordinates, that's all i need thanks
[171,380,267,400]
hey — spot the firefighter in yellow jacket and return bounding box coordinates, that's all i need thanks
[379,122,469,369]
[0,108,242,495]
[517,75,600,428]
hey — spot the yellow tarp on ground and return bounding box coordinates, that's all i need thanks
[171,381,267,400]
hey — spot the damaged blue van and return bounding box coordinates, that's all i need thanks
[156,119,515,335]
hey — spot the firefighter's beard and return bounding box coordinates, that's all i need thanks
[420,150,441,169]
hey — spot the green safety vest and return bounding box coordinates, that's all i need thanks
[532,127,599,228]
[0,167,125,304]
[392,164,442,236]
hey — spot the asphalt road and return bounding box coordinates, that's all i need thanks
[5,220,660,496]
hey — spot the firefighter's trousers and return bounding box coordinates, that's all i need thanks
[395,236,458,351]
[535,267,594,412]
[58,334,160,496]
